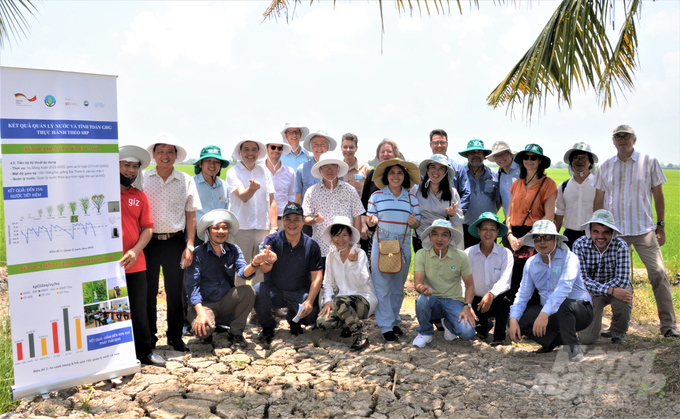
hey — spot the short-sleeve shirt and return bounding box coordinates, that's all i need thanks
[345,159,371,196]
[414,247,471,301]
[302,181,366,257]
[263,162,295,216]
[446,156,471,214]
[498,161,520,220]
[592,151,667,236]
[227,163,276,230]
[294,157,345,199]
[508,176,558,227]
[121,186,154,274]
[464,165,500,225]
[367,187,420,237]
[193,173,229,222]
[555,174,596,231]
[263,231,323,292]
[143,168,201,234]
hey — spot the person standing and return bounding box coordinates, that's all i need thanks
[280,121,310,170]
[143,134,201,352]
[264,133,295,231]
[555,142,598,249]
[593,124,678,338]
[193,145,230,234]
[428,129,471,214]
[341,133,371,195]
[118,145,165,366]
[485,141,519,222]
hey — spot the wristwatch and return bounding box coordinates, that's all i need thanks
[466,303,472,309]
[264,261,273,266]
[186,245,195,252]
[657,220,665,228]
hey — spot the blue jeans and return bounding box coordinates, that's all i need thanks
[371,229,411,333]
[415,295,476,340]
[254,281,319,329]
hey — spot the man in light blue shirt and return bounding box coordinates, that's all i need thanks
[486,141,519,221]
[193,145,230,241]
[428,129,471,214]
[509,220,593,362]
[280,121,311,170]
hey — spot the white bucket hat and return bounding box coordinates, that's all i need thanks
[280,121,310,144]
[486,141,516,163]
[321,216,360,246]
[581,209,621,240]
[418,154,456,181]
[197,209,240,244]
[265,132,292,155]
[120,145,151,170]
[147,132,188,163]
[563,142,599,175]
[522,220,568,249]
[311,153,349,180]
[231,135,267,161]
[303,130,337,152]
[421,219,463,249]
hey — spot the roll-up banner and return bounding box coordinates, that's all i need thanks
[0,67,140,400]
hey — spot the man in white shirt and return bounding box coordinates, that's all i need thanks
[263,134,295,231]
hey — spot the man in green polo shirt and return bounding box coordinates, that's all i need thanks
[412,219,477,348]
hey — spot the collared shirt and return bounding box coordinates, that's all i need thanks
[464,165,500,225]
[498,161,520,220]
[322,243,377,316]
[226,162,275,230]
[446,156,471,214]
[555,174,596,231]
[572,236,631,296]
[302,181,366,257]
[367,187,421,237]
[143,168,201,234]
[263,231,323,292]
[592,150,666,236]
[186,242,251,306]
[413,185,463,238]
[345,159,371,196]
[414,247,471,301]
[121,186,154,274]
[193,173,229,221]
[281,147,310,171]
[465,243,513,297]
[510,247,591,319]
[294,156,345,199]
[262,161,295,216]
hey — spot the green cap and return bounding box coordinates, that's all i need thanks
[458,139,491,158]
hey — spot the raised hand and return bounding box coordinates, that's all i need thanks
[407,212,418,227]
[348,249,359,262]
[248,178,261,191]
[312,213,324,224]
[367,214,379,228]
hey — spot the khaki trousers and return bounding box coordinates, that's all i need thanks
[234,229,270,287]
[579,287,633,344]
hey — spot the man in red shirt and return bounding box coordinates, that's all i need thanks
[119,145,165,366]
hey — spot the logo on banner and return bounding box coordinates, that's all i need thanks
[65,98,78,107]
[14,93,37,106]
[95,102,105,108]
[44,95,56,107]
[83,100,89,107]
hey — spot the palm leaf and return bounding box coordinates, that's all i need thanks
[0,0,38,49]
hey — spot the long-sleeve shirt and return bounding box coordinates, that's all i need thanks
[186,242,251,306]
[322,244,377,316]
[446,156,471,214]
[465,243,513,297]
[572,235,631,296]
[510,247,591,319]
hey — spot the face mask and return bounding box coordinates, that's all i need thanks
[120,173,136,187]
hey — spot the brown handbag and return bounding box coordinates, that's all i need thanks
[377,228,406,274]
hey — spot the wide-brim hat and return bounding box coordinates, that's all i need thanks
[119,145,151,170]
[372,158,421,189]
[147,133,188,164]
[581,209,621,240]
[563,142,599,176]
[486,141,516,163]
[468,212,508,239]
[197,209,240,244]
[321,216,360,246]
[303,130,337,152]
[311,153,349,180]
[458,139,491,158]
[231,135,267,161]
[280,121,310,144]
[419,154,455,181]
[194,145,230,175]
[514,143,551,168]
[265,132,293,155]
[522,220,567,247]
[421,219,463,249]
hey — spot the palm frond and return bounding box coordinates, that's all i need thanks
[0,0,38,49]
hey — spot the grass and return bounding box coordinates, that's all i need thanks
[0,305,19,413]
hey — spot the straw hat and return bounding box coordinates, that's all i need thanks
[372,158,420,189]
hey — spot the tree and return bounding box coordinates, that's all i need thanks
[263,0,642,119]
[0,0,38,48]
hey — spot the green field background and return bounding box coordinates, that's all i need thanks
[0,164,677,276]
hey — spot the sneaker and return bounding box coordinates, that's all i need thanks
[143,352,166,366]
[611,335,627,344]
[350,336,369,352]
[258,327,275,349]
[600,328,612,338]
[228,333,248,348]
[382,331,399,342]
[442,321,456,341]
[664,329,680,338]
[412,334,433,348]
[567,345,584,362]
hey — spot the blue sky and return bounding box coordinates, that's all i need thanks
[2,1,679,164]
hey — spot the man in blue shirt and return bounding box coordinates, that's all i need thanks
[458,139,500,248]
[187,209,258,348]
[280,121,311,170]
[428,129,471,214]
[509,220,593,362]
[254,203,324,348]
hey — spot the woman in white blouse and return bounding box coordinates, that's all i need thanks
[316,216,377,352]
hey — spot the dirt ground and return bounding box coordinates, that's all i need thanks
[2,271,680,419]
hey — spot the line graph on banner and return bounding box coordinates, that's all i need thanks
[5,218,114,246]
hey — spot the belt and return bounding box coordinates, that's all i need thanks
[153,232,181,240]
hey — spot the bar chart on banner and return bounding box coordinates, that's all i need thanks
[13,306,85,364]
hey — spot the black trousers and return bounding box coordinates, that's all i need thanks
[126,271,153,360]
[518,299,593,348]
[563,228,585,251]
[463,224,481,249]
[472,291,512,341]
[145,233,186,343]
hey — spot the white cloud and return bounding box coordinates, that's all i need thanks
[644,10,680,36]
[498,15,533,53]
[450,59,461,70]
[663,51,680,79]
[398,16,424,32]
[459,11,494,38]
[442,43,451,53]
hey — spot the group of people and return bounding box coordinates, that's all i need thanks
[117,122,676,367]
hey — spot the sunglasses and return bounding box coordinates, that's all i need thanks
[533,235,555,243]
[269,145,284,151]
[523,154,540,161]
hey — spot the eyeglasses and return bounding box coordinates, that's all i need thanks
[523,154,540,161]
[269,145,284,151]
[285,130,301,136]
[613,134,633,140]
[431,141,448,146]
[533,235,555,243]
[571,154,589,161]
